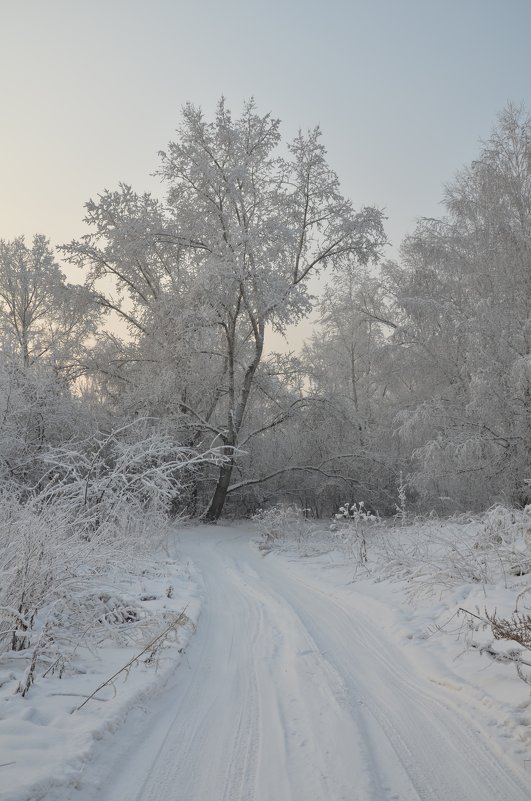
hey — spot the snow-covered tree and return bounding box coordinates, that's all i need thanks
[159,99,386,518]
[297,266,399,514]
[0,235,98,373]
[62,99,386,519]
[390,105,531,509]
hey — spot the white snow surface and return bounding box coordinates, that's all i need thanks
[3,521,531,800]
[0,555,203,801]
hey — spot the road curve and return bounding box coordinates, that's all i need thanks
[76,525,531,801]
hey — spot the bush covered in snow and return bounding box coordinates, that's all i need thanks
[253,505,324,553]
[259,501,531,688]
[0,413,222,693]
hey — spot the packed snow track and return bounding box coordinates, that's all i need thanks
[72,526,530,801]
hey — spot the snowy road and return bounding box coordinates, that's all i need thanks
[73,525,530,801]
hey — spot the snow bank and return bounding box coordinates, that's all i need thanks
[258,506,531,773]
[0,549,202,801]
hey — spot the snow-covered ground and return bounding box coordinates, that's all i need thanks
[3,516,531,800]
[0,554,203,801]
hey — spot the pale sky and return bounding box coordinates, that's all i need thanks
[2,0,530,346]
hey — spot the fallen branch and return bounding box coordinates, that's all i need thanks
[486,609,531,650]
[460,607,531,680]
[458,607,485,622]
[73,608,191,712]
[469,642,531,670]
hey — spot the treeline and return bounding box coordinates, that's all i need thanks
[1,101,530,523]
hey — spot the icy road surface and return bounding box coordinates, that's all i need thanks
[75,525,530,801]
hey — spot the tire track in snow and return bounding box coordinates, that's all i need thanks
[226,555,420,801]
[219,568,261,801]
[256,549,531,801]
[57,526,531,801]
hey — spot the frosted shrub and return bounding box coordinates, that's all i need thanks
[38,420,212,538]
[332,502,380,563]
[394,472,408,523]
[0,423,224,691]
[392,507,531,601]
[475,504,531,579]
[335,501,379,523]
[253,505,321,551]
[0,487,175,695]
[0,488,142,657]
[481,504,531,547]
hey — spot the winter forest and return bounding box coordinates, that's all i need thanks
[2,97,531,800]
[2,101,530,524]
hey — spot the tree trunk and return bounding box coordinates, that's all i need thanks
[203,455,235,522]
[203,321,264,521]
